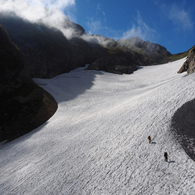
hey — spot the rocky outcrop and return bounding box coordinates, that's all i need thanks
[0,25,57,142]
[178,46,195,75]
[171,99,195,161]
[0,24,31,96]
[86,53,137,74]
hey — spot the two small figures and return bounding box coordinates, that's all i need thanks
[148,136,168,162]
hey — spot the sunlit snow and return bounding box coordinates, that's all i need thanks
[1,58,195,194]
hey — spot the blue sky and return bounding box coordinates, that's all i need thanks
[72,0,195,54]
[1,0,195,54]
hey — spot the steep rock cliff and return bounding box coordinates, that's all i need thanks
[0,25,57,142]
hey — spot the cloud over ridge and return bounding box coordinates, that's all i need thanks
[121,12,157,42]
[0,0,76,38]
[169,4,193,30]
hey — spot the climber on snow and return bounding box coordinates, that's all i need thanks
[148,136,151,144]
[164,152,168,162]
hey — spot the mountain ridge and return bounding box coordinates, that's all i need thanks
[0,14,178,78]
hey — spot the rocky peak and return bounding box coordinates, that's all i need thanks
[63,16,86,38]
[117,37,171,56]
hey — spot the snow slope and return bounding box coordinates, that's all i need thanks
[1,58,195,194]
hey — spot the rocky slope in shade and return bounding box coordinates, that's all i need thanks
[0,25,57,142]
[0,14,74,78]
[177,46,195,75]
[0,14,173,78]
[86,49,137,74]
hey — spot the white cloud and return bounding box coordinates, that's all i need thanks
[86,4,108,35]
[154,2,193,31]
[96,4,105,16]
[0,0,75,22]
[86,18,102,35]
[121,12,157,41]
[0,0,76,38]
[96,4,106,23]
[169,5,193,30]
[97,4,105,16]
[86,12,158,44]
[25,0,75,9]
[122,25,143,40]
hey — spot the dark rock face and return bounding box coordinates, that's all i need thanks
[0,14,74,78]
[178,46,195,75]
[0,24,31,96]
[0,14,173,78]
[0,25,57,142]
[0,14,108,78]
[171,99,195,161]
[86,54,137,74]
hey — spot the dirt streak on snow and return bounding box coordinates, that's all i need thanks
[1,58,195,194]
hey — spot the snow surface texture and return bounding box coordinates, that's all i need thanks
[1,58,195,194]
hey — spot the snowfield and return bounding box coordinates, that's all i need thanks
[1,58,195,194]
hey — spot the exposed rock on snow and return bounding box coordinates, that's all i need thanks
[86,55,137,74]
[178,46,195,75]
[171,98,195,161]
